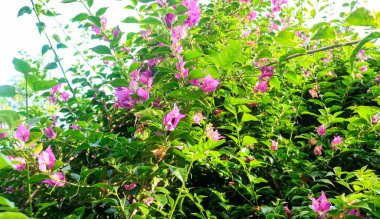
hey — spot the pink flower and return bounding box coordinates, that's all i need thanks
[15,124,30,142]
[47,96,57,104]
[144,197,155,206]
[258,66,274,80]
[254,81,269,93]
[271,140,278,151]
[42,172,66,187]
[317,125,326,136]
[171,25,187,46]
[348,209,365,218]
[247,10,257,21]
[38,146,56,172]
[205,124,224,140]
[44,126,56,139]
[137,88,149,101]
[314,145,322,156]
[164,13,176,28]
[304,71,311,77]
[124,183,137,191]
[51,84,61,94]
[71,124,80,130]
[360,66,367,72]
[164,103,186,131]
[92,25,101,35]
[193,112,206,125]
[157,0,166,6]
[201,75,219,93]
[310,191,331,218]
[182,0,201,27]
[7,156,26,171]
[331,136,343,150]
[61,91,69,102]
[113,27,120,38]
[189,78,202,86]
[372,113,379,124]
[175,56,189,79]
[242,30,251,38]
[0,132,8,139]
[284,205,292,218]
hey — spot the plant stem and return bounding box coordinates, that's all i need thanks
[30,0,76,99]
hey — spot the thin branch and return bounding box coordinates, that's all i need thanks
[20,187,41,211]
[260,40,361,68]
[30,0,76,99]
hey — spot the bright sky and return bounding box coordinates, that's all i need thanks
[0,0,379,85]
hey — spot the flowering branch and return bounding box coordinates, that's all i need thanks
[260,40,361,68]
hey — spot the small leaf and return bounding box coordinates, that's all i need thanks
[184,51,203,61]
[311,25,336,40]
[0,196,15,207]
[142,17,162,25]
[166,164,186,184]
[110,79,129,87]
[61,0,77,3]
[17,6,32,17]
[92,183,113,191]
[28,174,50,183]
[44,62,58,70]
[0,85,16,97]
[91,45,111,55]
[241,113,259,122]
[242,136,258,146]
[57,43,68,49]
[188,69,205,79]
[72,13,88,22]
[0,212,30,219]
[0,154,13,170]
[31,80,59,91]
[86,0,94,7]
[96,7,108,17]
[12,58,31,74]
[41,45,51,55]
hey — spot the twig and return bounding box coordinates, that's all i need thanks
[260,40,361,68]
[30,0,76,99]
[20,187,41,211]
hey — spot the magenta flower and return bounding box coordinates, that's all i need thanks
[38,146,56,172]
[92,25,101,35]
[360,66,367,72]
[61,91,69,102]
[42,172,66,187]
[372,113,379,124]
[171,25,187,46]
[137,88,149,101]
[242,30,251,38]
[144,197,155,206]
[15,124,30,142]
[113,27,120,38]
[164,103,186,131]
[44,126,56,139]
[156,0,166,6]
[47,96,57,104]
[348,209,365,218]
[164,13,176,28]
[71,124,80,130]
[314,145,322,156]
[258,66,274,80]
[193,112,206,125]
[271,140,278,151]
[182,0,201,27]
[247,10,257,21]
[51,84,61,94]
[7,156,26,171]
[124,183,137,191]
[0,132,8,139]
[189,78,202,86]
[205,124,224,140]
[201,75,219,93]
[331,136,343,150]
[317,125,326,136]
[175,56,189,79]
[310,191,331,218]
[254,81,269,93]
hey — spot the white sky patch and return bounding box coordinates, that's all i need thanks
[0,0,379,85]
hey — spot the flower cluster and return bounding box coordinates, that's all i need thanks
[254,66,274,93]
[47,84,70,104]
[310,191,331,218]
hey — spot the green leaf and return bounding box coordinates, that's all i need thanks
[166,164,186,184]
[61,0,77,3]
[96,7,108,16]
[276,30,296,46]
[0,196,15,207]
[142,17,162,25]
[72,13,88,22]
[17,6,32,17]
[122,16,139,23]
[110,79,129,87]
[0,85,16,97]
[92,183,113,191]
[36,22,46,34]
[0,212,30,219]
[241,113,259,122]
[188,69,205,79]
[44,62,58,70]
[350,32,380,67]
[279,48,306,62]
[311,25,336,40]
[91,45,111,55]
[242,136,258,146]
[346,7,375,27]
[0,154,13,170]
[12,58,31,74]
[57,43,68,49]
[41,45,51,55]
[86,0,93,7]
[28,174,50,183]
[31,80,59,91]
[139,0,155,3]
[184,51,203,61]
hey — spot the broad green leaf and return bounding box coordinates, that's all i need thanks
[0,212,30,219]
[57,43,68,49]
[86,0,93,7]
[41,45,51,55]
[28,174,50,183]
[242,136,258,146]
[0,154,13,170]
[61,0,77,3]
[0,196,15,207]
[142,17,162,25]
[122,16,139,23]
[350,32,380,67]
[166,164,186,184]
[72,13,88,22]
[188,69,205,79]
[241,113,259,122]
[31,80,59,91]
[96,7,108,17]
[92,183,113,191]
[139,0,155,3]
[91,45,111,55]
[0,110,20,129]
[276,30,296,46]
[346,7,375,27]
[184,51,203,61]
[110,79,129,87]
[12,58,31,74]
[0,85,16,97]
[17,6,32,17]
[311,25,336,40]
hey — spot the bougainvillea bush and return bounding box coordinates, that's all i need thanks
[0,0,380,218]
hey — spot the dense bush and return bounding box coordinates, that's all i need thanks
[0,0,380,218]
